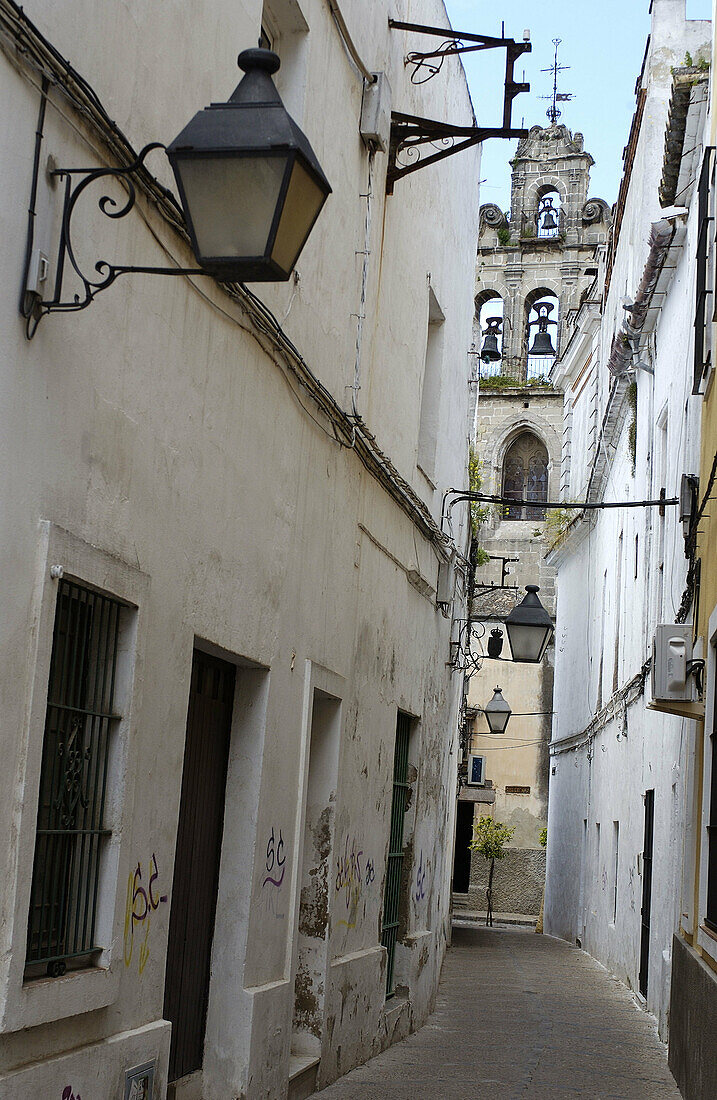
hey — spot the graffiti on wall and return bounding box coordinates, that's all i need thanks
[259,826,287,919]
[124,853,168,975]
[414,849,429,903]
[62,1088,81,1100]
[336,833,374,928]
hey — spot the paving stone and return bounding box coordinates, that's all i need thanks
[314,926,680,1099]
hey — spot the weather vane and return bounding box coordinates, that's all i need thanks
[540,38,573,124]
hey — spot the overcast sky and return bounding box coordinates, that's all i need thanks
[443,0,712,210]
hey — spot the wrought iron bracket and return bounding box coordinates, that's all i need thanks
[21,142,205,338]
[387,21,530,192]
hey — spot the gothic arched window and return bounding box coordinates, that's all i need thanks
[502,432,549,520]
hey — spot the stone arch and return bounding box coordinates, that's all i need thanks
[474,288,506,367]
[483,412,562,504]
[523,286,560,369]
[524,176,568,215]
[501,431,550,519]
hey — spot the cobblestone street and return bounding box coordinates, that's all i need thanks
[314,926,681,1099]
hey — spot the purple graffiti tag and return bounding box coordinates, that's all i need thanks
[62,1088,81,1100]
[262,827,286,888]
[414,850,427,902]
[123,854,168,974]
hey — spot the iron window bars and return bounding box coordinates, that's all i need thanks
[25,580,123,977]
[381,711,411,997]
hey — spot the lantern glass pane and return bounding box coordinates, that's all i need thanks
[176,155,289,260]
[507,622,551,663]
[271,159,326,274]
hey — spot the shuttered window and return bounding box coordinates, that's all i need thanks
[25,580,123,977]
[694,146,715,396]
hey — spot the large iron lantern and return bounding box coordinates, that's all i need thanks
[167,48,332,282]
[505,584,554,663]
[483,686,512,734]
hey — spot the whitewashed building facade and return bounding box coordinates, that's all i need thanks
[0,1,482,1097]
[544,0,710,1039]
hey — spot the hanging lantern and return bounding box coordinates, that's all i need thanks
[480,316,503,363]
[487,628,504,659]
[528,301,557,357]
[483,686,512,734]
[505,585,554,663]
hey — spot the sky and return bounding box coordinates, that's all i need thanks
[444,0,712,211]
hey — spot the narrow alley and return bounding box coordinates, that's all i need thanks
[315,926,681,1100]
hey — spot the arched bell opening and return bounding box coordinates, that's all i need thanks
[501,431,549,520]
[536,187,561,239]
[524,288,559,380]
[475,291,505,379]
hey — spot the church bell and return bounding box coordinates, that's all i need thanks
[480,316,503,363]
[528,301,557,357]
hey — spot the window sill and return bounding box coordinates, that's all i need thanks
[3,960,117,1033]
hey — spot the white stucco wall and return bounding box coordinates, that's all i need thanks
[0,1,480,1097]
[544,0,709,1039]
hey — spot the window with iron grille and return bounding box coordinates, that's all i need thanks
[381,711,411,998]
[693,146,715,396]
[25,579,123,978]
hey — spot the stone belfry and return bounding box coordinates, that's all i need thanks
[476,123,611,379]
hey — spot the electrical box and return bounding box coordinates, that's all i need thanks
[652,624,692,702]
[360,71,391,152]
[436,555,455,607]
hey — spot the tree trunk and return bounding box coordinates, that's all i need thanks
[486,857,495,927]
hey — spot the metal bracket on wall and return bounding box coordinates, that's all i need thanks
[386,21,531,192]
[21,142,205,338]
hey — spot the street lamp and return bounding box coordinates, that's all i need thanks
[21,48,332,334]
[505,584,554,663]
[167,48,332,281]
[483,686,512,734]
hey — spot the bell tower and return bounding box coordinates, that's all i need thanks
[475,123,611,381]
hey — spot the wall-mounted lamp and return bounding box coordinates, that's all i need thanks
[21,49,331,335]
[505,584,554,662]
[483,686,512,734]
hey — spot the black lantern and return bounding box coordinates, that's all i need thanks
[483,686,512,734]
[528,301,557,357]
[505,584,554,663]
[487,628,504,659]
[167,49,332,282]
[480,316,503,363]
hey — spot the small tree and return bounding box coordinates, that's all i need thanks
[469,816,515,926]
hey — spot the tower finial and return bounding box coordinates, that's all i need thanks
[540,38,573,125]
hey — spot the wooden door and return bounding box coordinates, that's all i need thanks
[164,650,235,1083]
[639,789,654,999]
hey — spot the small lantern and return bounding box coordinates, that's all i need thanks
[487,628,504,659]
[167,48,331,282]
[505,584,554,663]
[483,686,512,734]
[480,316,503,363]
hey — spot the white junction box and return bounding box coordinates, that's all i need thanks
[652,624,692,702]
